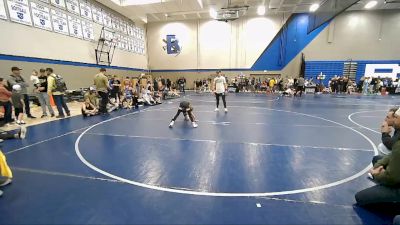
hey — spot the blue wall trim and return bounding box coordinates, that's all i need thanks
[151,68,252,73]
[375,69,393,73]
[305,60,400,86]
[0,54,146,71]
[251,14,329,71]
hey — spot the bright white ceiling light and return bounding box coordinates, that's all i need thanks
[209,8,217,19]
[257,5,266,15]
[197,0,203,9]
[365,1,378,9]
[309,3,319,12]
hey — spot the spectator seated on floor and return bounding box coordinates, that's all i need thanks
[107,98,119,113]
[282,88,295,97]
[122,87,138,109]
[355,109,400,211]
[84,87,99,109]
[376,107,400,157]
[81,99,98,117]
[141,86,156,106]
[153,91,162,104]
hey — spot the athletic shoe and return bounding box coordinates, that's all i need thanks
[27,115,36,119]
[51,114,55,117]
[0,190,3,197]
[16,120,21,125]
[215,108,219,112]
[169,121,175,128]
[66,112,71,116]
[192,122,198,128]
[20,120,26,124]
[0,139,3,143]
[0,178,12,187]
[56,115,65,118]
[19,126,27,139]
[41,115,47,118]
[224,108,228,113]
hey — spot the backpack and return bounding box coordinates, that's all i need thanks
[53,74,67,92]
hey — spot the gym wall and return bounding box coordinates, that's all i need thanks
[0,0,147,90]
[302,9,400,83]
[146,15,286,70]
[150,9,400,87]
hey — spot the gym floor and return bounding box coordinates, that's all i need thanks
[0,93,397,224]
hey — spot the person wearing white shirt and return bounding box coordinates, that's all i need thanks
[213,71,228,112]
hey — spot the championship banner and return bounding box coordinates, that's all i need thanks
[91,6,102,25]
[104,29,113,45]
[120,21,127,34]
[114,33,122,49]
[81,20,94,41]
[51,9,68,35]
[50,0,65,9]
[127,25,134,37]
[66,0,79,15]
[127,38,134,52]
[102,11,111,28]
[111,15,119,31]
[0,0,8,20]
[68,15,83,38]
[79,1,91,20]
[133,39,138,53]
[31,2,52,31]
[7,0,32,26]
[121,35,128,51]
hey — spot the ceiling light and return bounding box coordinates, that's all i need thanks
[365,1,378,9]
[309,3,319,12]
[210,8,217,19]
[257,5,266,15]
[197,0,203,9]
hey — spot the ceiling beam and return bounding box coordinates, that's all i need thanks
[197,12,201,18]
[150,13,161,21]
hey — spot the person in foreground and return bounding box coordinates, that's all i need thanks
[355,110,400,211]
[169,101,198,128]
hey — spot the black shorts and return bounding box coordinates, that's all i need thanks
[15,107,23,116]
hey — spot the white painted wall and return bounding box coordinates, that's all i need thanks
[147,15,284,70]
[303,10,400,60]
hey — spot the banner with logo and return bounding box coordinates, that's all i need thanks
[0,0,8,20]
[114,33,122,49]
[81,20,94,41]
[127,25,134,37]
[66,0,79,15]
[31,2,52,31]
[91,5,102,25]
[79,1,91,20]
[50,0,65,9]
[7,0,32,26]
[104,29,113,45]
[51,9,68,35]
[122,35,128,51]
[120,21,127,34]
[127,38,134,52]
[111,15,119,31]
[102,11,111,28]
[68,15,82,38]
